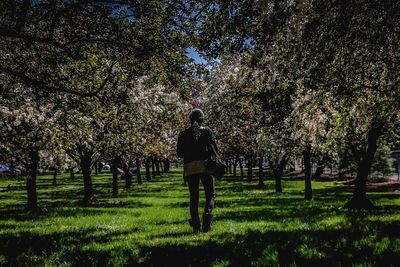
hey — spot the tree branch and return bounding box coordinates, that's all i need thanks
[0,27,78,59]
[0,66,101,97]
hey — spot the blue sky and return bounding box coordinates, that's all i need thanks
[186,47,206,64]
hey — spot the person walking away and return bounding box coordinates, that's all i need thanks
[177,109,218,233]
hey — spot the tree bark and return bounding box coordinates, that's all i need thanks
[94,161,98,176]
[233,158,237,177]
[239,159,244,180]
[151,157,156,179]
[159,158,164,174]
[52,169,58,186]
[312,166,324,181]
[124,170,132,189]
[123,160,132,189]
[345,127,381,209]
[247,158,253,182]
[136,158,142,185]
[9,164,16,179]
[112,157,119,197]
[270,157,288,193]
[80,151,94,202]
[27,148,39,212]
[289,161,295,172]
[273,169,283,193]
[303,145,312,200]
[145,158,151,181]
[164,159,170,172]
[98,162,103,173]
[70,168,75,180]
[258,156,265,187]
[155,157,160,176]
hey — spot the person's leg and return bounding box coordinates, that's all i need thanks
[201,173,215,232]
[187,175,201,232]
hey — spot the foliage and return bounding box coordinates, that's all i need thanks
[198,0,400,204]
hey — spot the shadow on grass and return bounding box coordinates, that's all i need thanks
[0,226,141,266]
[139,222,400,267]
[1,170,400,266]
[0,199,151,221]
[1,213,400,266]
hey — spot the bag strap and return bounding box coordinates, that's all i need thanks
[209,143,221,161]
[203,128,221,161]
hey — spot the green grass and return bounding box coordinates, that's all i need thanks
[0,169,399,266]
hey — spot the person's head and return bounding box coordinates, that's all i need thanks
[189,108,204,125]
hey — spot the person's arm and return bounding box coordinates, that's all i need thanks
[177,132,184,158]
[208,128,218,155]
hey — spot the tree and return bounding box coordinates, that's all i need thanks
[0,88,61,211]
[0,0,198,99]
[198,0,400,207]
[299,0,400,208]
[1,0,201,205]
[202,55,262,180]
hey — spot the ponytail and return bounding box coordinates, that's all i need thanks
[192,121,201,142]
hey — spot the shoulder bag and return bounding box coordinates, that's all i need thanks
[205,143,226,178]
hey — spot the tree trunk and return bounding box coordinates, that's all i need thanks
[258,156,265,187]
[312,166,324,181]
[289,161,295,172]
[345,127,381,209]
[159,158,164,174]
[183,169,187,185]
[155,157,160,176]
[80,151,94,202]
[52,169,58,186]
[239,159,244,180]
[233,158,237,177]
[228,159,232,174]
[338,169,346,180]
[112,157,119,197]
[273,169,283,193]
[270,157,287,193]
[151,157,156,179]
[94,161,98,176]
[145,158,151,181]
[9,164,16,179]
[303,145,312,200]
[247,159,253,182]
[70,168,75,180]
[124,160,132,189]
[98,162,103,173]
[27,148,39,212]
[164,159,170,172]
[136,158,142,185]
[124,170,132,189]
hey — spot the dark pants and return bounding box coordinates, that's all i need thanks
[187,173,215,226]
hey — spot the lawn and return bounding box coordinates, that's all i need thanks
[0,169,399,266]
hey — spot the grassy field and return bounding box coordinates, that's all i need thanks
[0,169,399,267]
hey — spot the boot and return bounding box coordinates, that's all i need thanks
[202,213,213,232]
[189,218,201,234]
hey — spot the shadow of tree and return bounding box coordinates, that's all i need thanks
[142,222,400,267]
[0,226,141,266]
[1,170,400,266]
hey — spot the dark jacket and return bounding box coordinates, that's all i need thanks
[177,126,218,164]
